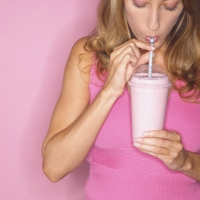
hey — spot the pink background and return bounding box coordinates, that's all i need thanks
[0,0,99,199]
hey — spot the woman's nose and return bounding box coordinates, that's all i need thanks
[146,9,160,31]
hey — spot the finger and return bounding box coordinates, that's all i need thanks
[112,41,152,69]
[143,130,181,142]
[134,143,170,155]
[114,40,136,52]
[136,137,183,151]
[113,43,140,61]
[140,149,159,158]
[116,53,137,75]
[134,51,150,68]
[112,45,138,65]
[125,51,150,83]
[108,52,137,84]
[125,63,135,82]
[139,149,172,164]
[114,39,154,52]
[113,39,154,61]
[132,39,155,51]
[139,149,183,169]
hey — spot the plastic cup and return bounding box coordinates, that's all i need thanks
[128,65,171,143]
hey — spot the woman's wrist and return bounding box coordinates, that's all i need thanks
[178,150,193,172]
[100,86,120,104]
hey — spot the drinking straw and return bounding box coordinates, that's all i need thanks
[148,38,154,77]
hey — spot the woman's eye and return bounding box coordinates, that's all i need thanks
[132,2,146,8]
[132,1,178,12]
[164,6,178,12]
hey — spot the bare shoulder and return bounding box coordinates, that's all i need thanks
[61,36,93,91]
[71,36,91,55]
[62,36,92,89]
[68,36,93,71]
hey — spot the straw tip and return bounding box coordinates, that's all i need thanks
[150,38,154,43]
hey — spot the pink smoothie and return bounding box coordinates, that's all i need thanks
[128,66,171,143]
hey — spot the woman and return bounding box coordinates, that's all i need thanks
[42,0,200,199]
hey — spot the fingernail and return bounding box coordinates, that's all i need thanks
[134,143,140,147]
[143,132,149,136]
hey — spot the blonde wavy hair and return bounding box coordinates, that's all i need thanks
[85,0,200,102]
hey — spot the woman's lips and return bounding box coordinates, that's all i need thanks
[145,36,159,43]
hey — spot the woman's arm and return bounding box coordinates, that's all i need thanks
[179,151,200,181]
[42,37,117,182]
[42,37,152,182]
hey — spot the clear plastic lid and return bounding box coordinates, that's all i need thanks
[128,65,171,86]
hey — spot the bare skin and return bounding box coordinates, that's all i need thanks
[42,0,200,183]
[42,37,152,182]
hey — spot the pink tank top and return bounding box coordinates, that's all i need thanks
[85,64,200,200]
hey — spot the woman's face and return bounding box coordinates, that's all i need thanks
[124,0,184,49]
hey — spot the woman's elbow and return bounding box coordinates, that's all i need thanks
[42,162,59,182]
[42,161,69,183]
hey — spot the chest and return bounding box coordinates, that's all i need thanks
[89,83,200,152]
[164,91,200,152]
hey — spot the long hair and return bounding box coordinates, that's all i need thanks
[86,0,200,102]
